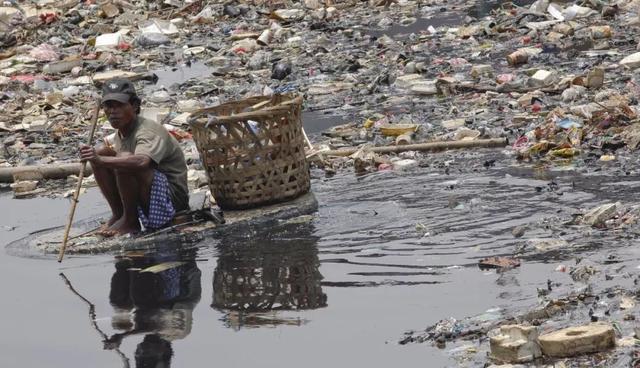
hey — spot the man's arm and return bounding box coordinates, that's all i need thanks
[80,144,153,172]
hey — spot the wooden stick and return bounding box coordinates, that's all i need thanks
[58,103,101,263]
[318,138,508,157]
[301,127,313,150]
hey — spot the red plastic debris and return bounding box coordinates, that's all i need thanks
[496,74,515,84]
[377,163,393,171]
[117,41,131,51]
[10,74,45,84]
[531,104,542,113]
[512,135,529,150]
[83,53,99,60]
[39,13,58,24]
[168,129,192,141]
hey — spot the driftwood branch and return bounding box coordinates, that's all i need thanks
[317,138,508,157]
[0,163,92,183]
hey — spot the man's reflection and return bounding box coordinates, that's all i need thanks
[107,247,201,368]
[212,223,327,329]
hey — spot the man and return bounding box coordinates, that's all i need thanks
[80,79,189,236]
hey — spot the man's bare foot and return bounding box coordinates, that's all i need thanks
[96,228,118,238]
[106,215,121,227]
[104,217,140,236]
[97,215,121,234]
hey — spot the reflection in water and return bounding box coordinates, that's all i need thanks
[212,223,327,330]
[107,247,201,368]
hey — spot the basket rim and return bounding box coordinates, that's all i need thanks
[189,94,303,126]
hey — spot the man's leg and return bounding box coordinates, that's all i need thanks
[91,146,121,227]
[109,152,154,235]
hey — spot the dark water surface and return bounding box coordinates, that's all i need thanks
[152,61,214,89]
[3,148,639,367]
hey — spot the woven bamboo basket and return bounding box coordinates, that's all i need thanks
[190,94,310,210]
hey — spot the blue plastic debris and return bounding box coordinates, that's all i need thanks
[273,84,298,94]
[556,118,582,129]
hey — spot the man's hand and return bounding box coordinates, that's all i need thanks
[80,144,102,165]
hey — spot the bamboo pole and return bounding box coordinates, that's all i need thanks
[0,163,93,183]
[58,104,101,263]
[318,138,508,157]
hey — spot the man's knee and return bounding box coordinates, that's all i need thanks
[113,152,138,178]
[114,152,136,176]
[114,155,154,182]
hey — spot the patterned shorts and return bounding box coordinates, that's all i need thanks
[137,170,176,230]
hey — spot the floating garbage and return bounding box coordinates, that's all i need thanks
[538,324,615,358]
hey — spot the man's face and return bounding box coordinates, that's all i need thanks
[102,100,136,131]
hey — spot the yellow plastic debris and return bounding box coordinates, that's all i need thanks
[549,148,579,158]
[379,124,418,137]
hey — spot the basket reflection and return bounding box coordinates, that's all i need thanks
[212,224,327,329]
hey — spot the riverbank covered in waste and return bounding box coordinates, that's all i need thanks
[4,0,640,195]
[4,0,640,366]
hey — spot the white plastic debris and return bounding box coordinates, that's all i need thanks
[581,202,620,226]
[95,32,125,51]
[620,52,640,70]
[140,20,180,36]
[392,159,418,171]
[547,3,565,21]
[528,69,556,87]
[274,9,305,20]
[490,325,542,363]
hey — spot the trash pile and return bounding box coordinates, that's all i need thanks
[307,0,640,174]
[399,197,640,366]
[402,285,640,366]
[2,0,640,196]
[291,0,640,177]
[0,0,491,196]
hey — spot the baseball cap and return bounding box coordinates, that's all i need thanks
[101,79,138,104]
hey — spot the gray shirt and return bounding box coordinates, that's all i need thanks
[113,117,190,212]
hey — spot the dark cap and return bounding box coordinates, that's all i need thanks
[101,79,138,104]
